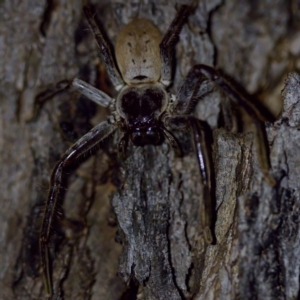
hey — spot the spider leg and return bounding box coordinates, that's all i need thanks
[190,118,214,243]
[67,78,113,107]
[174,65,214,115]
[159,5,193,86]
[198,65,276,185]
[83,5,124,91]
[165,116,214,243]
[162,127,183,157]
[32,78,113,121]
[176,64,276,186]
[39,121,116,296]
[196,65,276,123]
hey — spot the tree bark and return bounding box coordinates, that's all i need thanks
[1,0,300,299]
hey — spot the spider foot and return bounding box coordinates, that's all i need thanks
[204,226,214,244]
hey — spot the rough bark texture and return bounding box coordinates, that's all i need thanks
[1,0,300,300]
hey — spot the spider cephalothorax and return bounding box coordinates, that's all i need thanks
[38,4,275,296]
[116,84,168,146]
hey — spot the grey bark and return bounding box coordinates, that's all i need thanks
[1,0,300,300]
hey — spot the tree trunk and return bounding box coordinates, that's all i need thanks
[1,0,300,299]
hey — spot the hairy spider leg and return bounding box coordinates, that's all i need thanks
[67,78,113,107]
[175,65,276,187]
[39,122,116,296]
[166,63,276,242]
[162,127,183,157]
[32,78,113,121]
[38,79,113,107]
[165,114,214,244]
[83,5,125,91]
[174,65,214,115]
[159,5,193,87]
[162,65,216,243]
[190,118,214,243]
[193,64,276,186]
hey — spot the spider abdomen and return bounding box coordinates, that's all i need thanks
[115,19,162,85]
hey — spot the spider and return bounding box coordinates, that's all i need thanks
[39,3,276,296]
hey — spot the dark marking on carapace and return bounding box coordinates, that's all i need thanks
[133,75,147,80]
